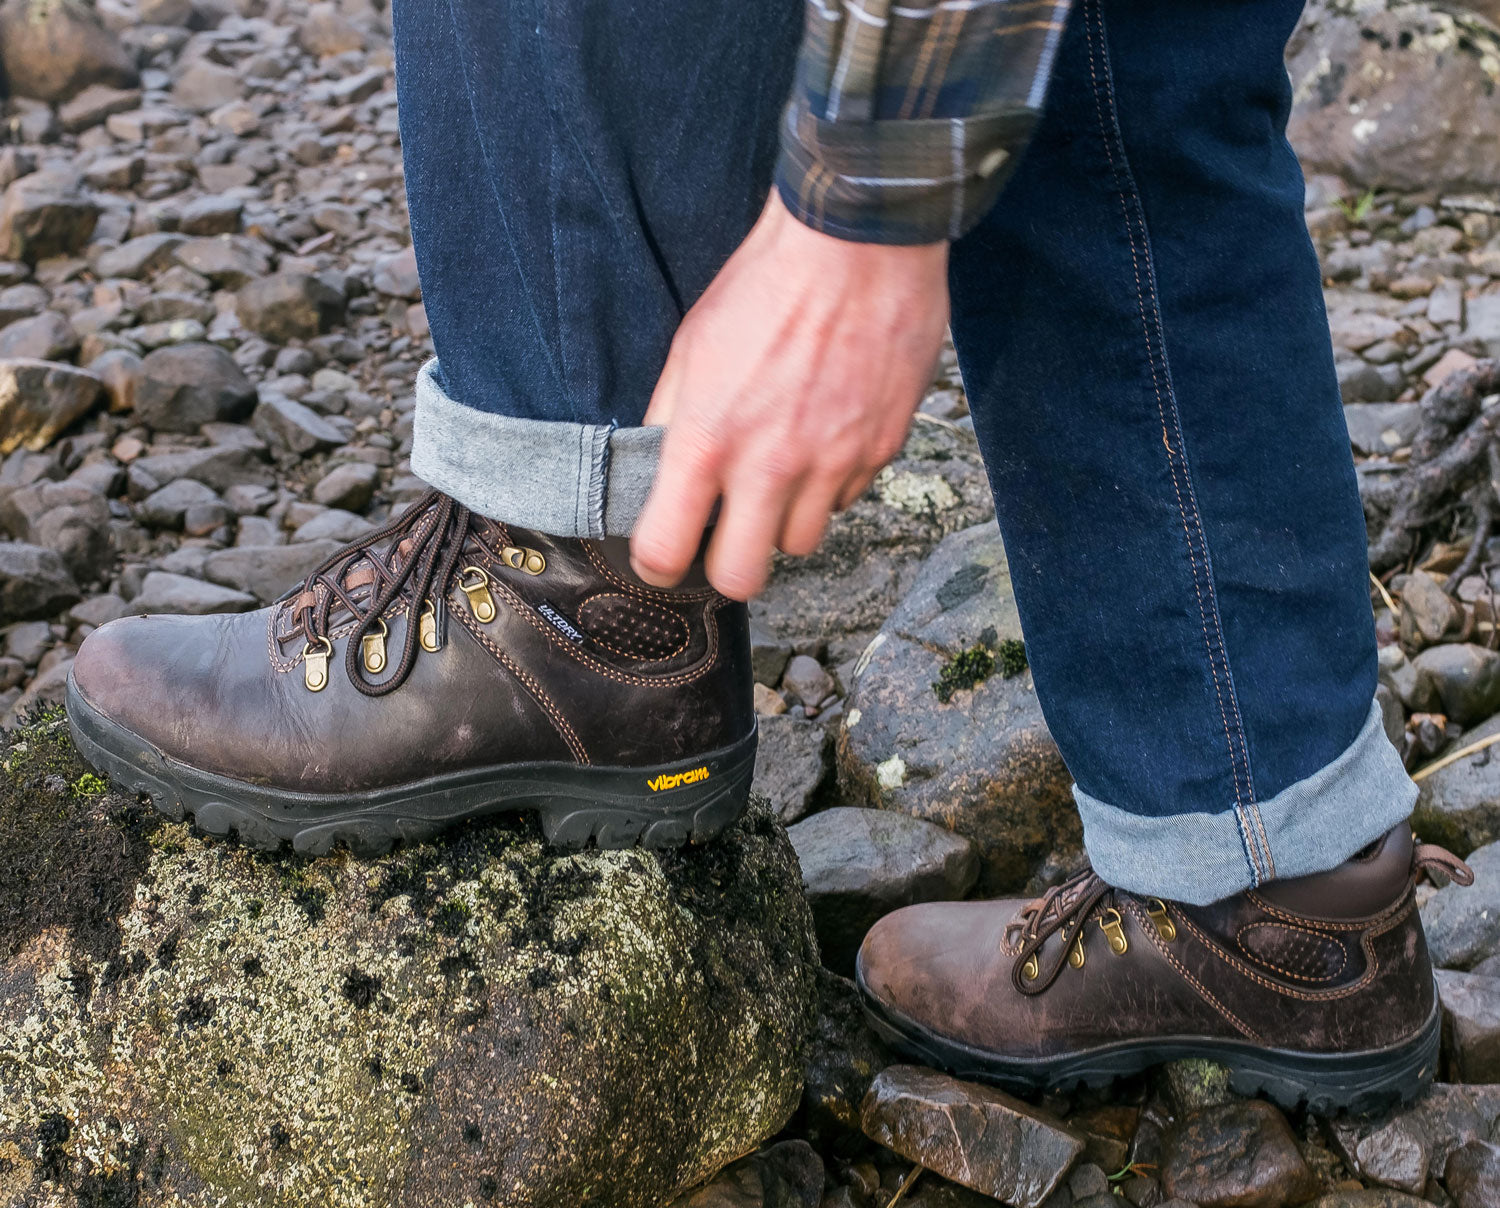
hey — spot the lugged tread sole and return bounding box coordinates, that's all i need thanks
[66,675,756,858]
[857,961,1441,1117]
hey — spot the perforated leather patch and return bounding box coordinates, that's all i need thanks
[577,594,691,662]
[1236,922,1349,983]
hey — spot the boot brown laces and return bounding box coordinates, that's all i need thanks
[283,489,473,697]
[1006,839,1475,997]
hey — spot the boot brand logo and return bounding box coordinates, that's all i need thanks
[537,602,585,644]
[648,767,710,792]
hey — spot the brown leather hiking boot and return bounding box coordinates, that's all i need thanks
[66,490,756,855]
[856,826,1474,1114]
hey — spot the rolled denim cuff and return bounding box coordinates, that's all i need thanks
[1077,697,1416,906]
[409,360,662,538]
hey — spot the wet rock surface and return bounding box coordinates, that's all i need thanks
[860,1065,1084,1208]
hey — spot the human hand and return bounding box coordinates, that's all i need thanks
[629,189,950,600]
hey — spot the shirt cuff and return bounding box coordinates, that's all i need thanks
[774,96,1038,246]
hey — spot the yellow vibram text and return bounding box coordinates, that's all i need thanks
[648,767,710,792]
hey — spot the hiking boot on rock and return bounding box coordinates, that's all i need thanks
[66,490,756,856]
[858,825,1473,1114]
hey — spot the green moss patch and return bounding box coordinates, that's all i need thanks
[0,706,159,963]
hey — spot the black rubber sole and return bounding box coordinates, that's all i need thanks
[857,962,1442,1117]
[66,675,757,857]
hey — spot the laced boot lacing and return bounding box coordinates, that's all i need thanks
[281,489,475,696]
[1006,842,1475,997]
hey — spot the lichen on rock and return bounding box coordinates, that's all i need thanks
[0,710,819,1207]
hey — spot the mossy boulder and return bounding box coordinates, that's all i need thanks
[0,709,820,1208]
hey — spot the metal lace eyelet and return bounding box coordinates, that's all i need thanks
[303,636,333,692]
[500,545,546,575]
[1146,898,1177,942]
[459,565,497,623]
[1021,954,1039,981]
[361,618,389,674]
[419,599,441,653]
[1067,933,1086,969]
[1099,907,1129,956]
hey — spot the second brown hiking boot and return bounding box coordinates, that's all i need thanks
[66,490,756,855]
[857,825,1473,1114]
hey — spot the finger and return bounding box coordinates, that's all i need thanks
[643,335,688,428]
[631,423,722,587]
[836,465,878,511]
[704,474,794,601]
[778,473,846,557]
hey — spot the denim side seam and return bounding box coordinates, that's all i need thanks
[1082,0,1269,888]
[1075,697,1416,905]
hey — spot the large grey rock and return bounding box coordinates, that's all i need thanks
[125,571,256,616]
[312,460,379,510]
[1161,1100,1316,1208]
[837,521,1076,892]
[1344,403,1422,457]
[1327,1109,1431,1195]
[202,540,343,603]
[0,541,79,620]
[135,343,256,434]
[0,311,79,362]
[252,393,346,455]
[0,359,103,456]
[752,713,834,823]
[1288,1,1500,192]
[130,446,274,493]
[860,1065,1082,1208]
[789,806,977,975]
[94,233,185,280]
[0,0,137,103]
[1422,841,1500,969]
[171,59,242,112]
[0,480,110,582]
[1410,643,1500,726]
[0,713,818,1208]
[1438,969,1500,1083]
[1446,1140,1500,1208]
[172,236,271,289]
[0,176,100,264]
[1414,711,1500,853]
[237,272,345,343]
[136,479,223,530]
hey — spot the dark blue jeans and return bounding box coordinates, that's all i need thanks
[392,0,1413,903]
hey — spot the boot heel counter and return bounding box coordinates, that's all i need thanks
[712,597,756,743]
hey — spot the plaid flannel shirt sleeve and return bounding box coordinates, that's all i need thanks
[775,0,1072,244]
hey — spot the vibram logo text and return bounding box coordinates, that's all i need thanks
[648,766,710,792]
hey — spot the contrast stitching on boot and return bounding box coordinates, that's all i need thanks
[1235,921,1349,984]
[1124,900,1260,1041]
[576,591,693,663]
[453,606,590,764]
[1170,909,1386,1002]
[1247,885,1414,931]
[475,576,724,688]
[581,543,717,602]
[1082,0,1260,881]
